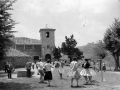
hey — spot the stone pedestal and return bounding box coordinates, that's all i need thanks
[17,70,34,77]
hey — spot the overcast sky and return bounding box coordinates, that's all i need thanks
[12,0,120,47]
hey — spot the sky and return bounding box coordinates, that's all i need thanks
[11,0,120,47]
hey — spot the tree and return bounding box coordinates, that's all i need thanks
[52,47,61,61]
[93,40,108,70]
[73,47,84,60]
[0,0,17,61]
[104,18,120,71]
[61,34,83,62]
[93,40,108,59]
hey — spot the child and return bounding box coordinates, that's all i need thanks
[68,58,81,87]
[80,59,96,84]
[44,59,54,87]
[58,61,64,79]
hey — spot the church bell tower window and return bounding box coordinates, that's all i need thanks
[46,32,49,38]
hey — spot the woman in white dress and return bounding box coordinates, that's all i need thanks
[58,61,64,79]
[80,59,96,84]
[68,57,81,87]
[88,59,96,83]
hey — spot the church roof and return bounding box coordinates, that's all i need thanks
[40,28,56,32]
[12,37,41,45]
[6,48,30,57]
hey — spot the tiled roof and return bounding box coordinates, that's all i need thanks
[6,48,30,57]
[12,37,41,45]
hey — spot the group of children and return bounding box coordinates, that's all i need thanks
[67,58,96,87]
[32,58,97,87]
[35,59,54,87]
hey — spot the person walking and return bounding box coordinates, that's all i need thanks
[44,59,54,87]
[25,62,32,77]
[7,61,13,79]
[68,57,81,87]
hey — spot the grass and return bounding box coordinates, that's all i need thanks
[0,66,120,90]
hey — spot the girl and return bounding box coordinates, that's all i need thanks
[80,59,96,84]
[68,58,81,87]
[58,61,64,79]
[88,59,96,83]
[44,59,54,87]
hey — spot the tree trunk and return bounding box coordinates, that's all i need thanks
[116,55,120,70]
[113,54,120,71]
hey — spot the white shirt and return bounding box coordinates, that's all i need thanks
[44,63,54,71]
[38,62,44,70]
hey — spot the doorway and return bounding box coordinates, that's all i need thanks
[45,54,51,61]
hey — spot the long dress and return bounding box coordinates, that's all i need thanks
[68,61,81,79]
[58,62,64,74]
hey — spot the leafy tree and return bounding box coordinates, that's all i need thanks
[52,47,61,61]
[93,40,108,59]
[93,40,108,70]
[104,18,120,71]
[73,47,84,60]
[0,0,17,61]
[61,34,83,62]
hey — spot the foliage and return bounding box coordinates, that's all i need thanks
[0,0,17,60]
[73,47,84,60]
[93,40,108,59]
[61,34,83,61]
[103,18,120,71]
[52,47,61,60]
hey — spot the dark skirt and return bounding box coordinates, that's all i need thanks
[44,71,52,80]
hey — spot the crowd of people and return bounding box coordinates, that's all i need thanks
[4,58,107,87]
[25,57,105,87]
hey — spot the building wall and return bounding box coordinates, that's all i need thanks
[40,29,55,60]
[14,45,41,59]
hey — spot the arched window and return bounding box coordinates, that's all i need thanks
[46,32,49,38]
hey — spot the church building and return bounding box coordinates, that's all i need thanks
[3,27,56,68]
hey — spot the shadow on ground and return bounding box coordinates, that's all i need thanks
[0,82,32,90]
[72,85,86,88]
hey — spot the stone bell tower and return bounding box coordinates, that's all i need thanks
[39,27,56,61]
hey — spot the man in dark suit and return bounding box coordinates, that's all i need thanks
[7,62,13,79]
